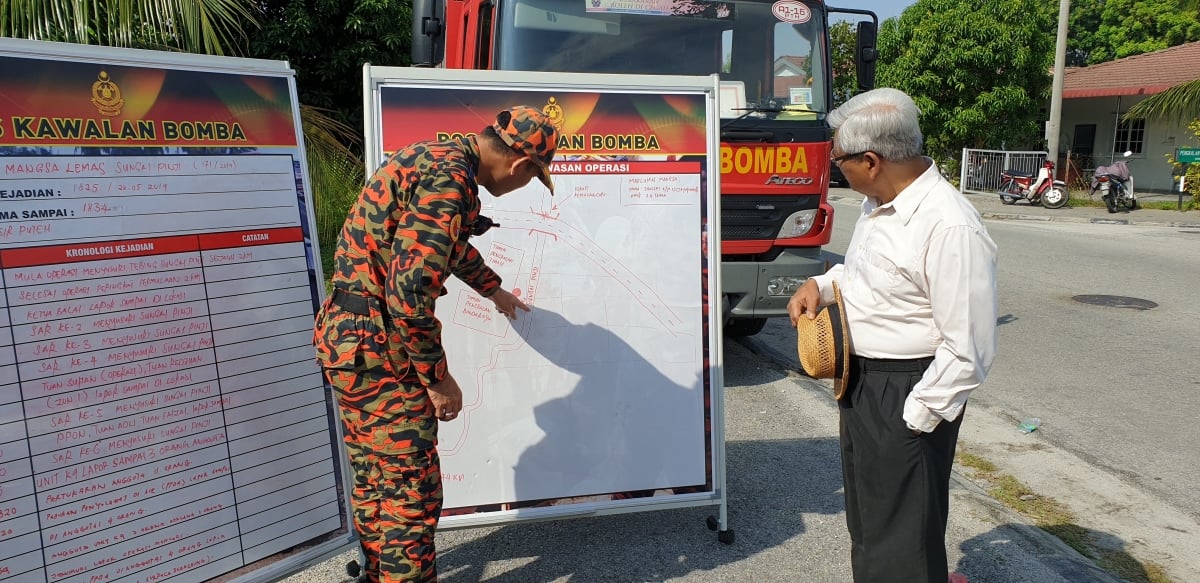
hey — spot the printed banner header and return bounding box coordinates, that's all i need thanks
[0,56,298,147]
[381,88,709,157]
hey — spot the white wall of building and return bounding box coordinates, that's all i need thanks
[1056,95,1192,193]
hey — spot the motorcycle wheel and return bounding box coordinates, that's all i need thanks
[997,180,1018,205]
[1103,194,1118,213]
[1041,187,1068,209]
[1123,196,1137,210]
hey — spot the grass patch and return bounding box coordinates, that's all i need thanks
[1065,191,1198,212]
[955,451,1174,583]
[1065,195,1105,208]
[1140,200,1197,211]
[956,451,996,473]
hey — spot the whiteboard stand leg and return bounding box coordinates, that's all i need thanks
[705,511,735,544]
[345,555,367,582]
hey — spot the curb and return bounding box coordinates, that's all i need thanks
[828,193,1200,229]
[977,211,1200,229]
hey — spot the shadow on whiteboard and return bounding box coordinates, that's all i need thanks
[507,306,708,507]
[435,435,844,581]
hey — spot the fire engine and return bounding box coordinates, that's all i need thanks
[412,0,877,336]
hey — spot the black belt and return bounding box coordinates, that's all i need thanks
[850,355,934,373]
[330,288,374,316]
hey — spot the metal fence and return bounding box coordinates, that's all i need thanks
[960,149,1048,195]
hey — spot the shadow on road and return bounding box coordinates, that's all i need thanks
[955,522,1131,583]
[436,436,843,582]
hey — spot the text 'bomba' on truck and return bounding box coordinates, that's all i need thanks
[412,0,877,336]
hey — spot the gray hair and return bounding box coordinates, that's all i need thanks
[828,87,923,161]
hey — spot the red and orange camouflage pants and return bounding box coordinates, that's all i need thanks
[326,368,443,583]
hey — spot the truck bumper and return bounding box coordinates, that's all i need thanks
[722,247,826,320]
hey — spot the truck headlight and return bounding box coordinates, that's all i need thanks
[777,209,818,238]
[767,276,807,296]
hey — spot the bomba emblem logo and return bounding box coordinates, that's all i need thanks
[91,70,124,116]
[543,96,565,132]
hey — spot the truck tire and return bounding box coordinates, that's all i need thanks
[724,318,767,337]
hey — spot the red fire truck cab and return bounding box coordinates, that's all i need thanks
[412,0,877,336]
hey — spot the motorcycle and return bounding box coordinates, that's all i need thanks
[997,158,1069,209]
[1091,152,1136,213]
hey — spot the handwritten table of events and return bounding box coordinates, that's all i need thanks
[0,154,342,583]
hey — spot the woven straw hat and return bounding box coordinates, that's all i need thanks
[796,281,851,400]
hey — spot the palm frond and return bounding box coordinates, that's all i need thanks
[133,0,259,55]
[301,104,363,168]
[1124,79,1200,123]
[2,0,258,55]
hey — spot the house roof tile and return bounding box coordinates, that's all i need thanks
[1064,41,1200,99]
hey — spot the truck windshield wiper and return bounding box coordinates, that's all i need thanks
[722,103,776,125]
[720,102,826,141]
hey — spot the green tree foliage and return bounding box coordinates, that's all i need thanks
[1068,0,1200,66]
[1173,121,1200,205]
[0,0,257,55]
[876,0,1056,163]
[1065,0,1104,67]
[829,21,857,108]
[247,0,413,153]
[1185,163,1200,205]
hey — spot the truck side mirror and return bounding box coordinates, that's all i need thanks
[856,21,878,92]
[411,0,445,67]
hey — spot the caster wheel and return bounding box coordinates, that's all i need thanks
[346,560,360,577]
[706,515,719,531]
[717,529,735,544]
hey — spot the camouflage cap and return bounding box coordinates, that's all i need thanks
[493,105,558,195]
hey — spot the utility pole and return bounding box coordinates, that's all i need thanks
[1046,0,1070,170]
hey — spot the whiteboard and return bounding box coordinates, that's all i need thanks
[0,39,352,583]
[362,66,726,527]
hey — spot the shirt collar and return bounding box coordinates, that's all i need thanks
[867,157,940,225]
[461,135,482,175]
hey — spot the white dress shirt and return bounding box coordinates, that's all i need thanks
[813,160,998,432]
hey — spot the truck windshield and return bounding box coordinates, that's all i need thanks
[496,0,829,119]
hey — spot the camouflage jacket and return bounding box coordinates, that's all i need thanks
[315,137,502,388]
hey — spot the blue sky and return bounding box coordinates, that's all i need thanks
[830,0,916,23]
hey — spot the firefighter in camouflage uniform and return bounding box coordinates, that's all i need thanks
[314,106,558,583]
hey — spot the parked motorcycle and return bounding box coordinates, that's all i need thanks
[1091,152,1136,213]
[997,158,1068,209]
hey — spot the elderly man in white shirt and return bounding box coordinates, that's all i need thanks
[788,88,998,583]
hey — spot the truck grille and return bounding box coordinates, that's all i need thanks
[721,195,818,241]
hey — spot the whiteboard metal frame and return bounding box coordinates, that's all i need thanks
[361,65,727,530]
[0,37,294,75]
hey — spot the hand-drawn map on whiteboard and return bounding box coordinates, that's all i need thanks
[375,84,716,516]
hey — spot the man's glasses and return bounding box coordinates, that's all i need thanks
[832,151,870,165]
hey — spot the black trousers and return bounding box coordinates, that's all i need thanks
[839,356,962,583]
